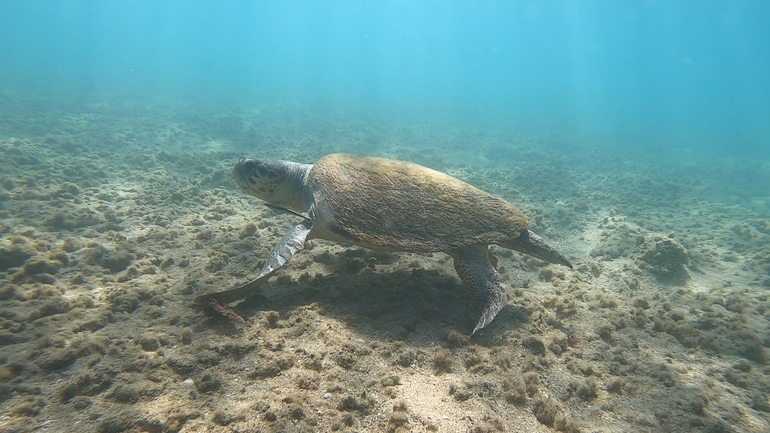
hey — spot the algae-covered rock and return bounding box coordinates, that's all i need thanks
[0,237,34,271]
[592,215,644,260]
[635,234,690,284]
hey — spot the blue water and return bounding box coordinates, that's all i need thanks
[1,0,768,156]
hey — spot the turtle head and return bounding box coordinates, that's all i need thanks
[232,158,312,212]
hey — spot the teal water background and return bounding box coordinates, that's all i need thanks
[1,0,768,157]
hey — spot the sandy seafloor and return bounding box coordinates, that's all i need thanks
[1,87,769,433]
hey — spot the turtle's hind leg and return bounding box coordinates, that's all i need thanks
[450,245,509,335]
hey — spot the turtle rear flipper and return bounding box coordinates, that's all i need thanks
[451,245,509,335]
[193,219,313,306]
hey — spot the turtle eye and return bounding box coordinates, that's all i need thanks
[240,159,257,175]
[256,164,269,178]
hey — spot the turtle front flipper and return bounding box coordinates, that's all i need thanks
[193,219,313,305]
[193,269,275,306]
[260,218,314,277]
[451,245,509,335]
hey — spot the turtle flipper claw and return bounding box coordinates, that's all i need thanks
[472,287,509,335]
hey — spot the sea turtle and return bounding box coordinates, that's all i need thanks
[194,153,572,334]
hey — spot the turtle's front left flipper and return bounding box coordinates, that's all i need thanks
[258,218,313,277]
[193,269,275,306]
[451,245,509,335]
[193,219,313,305]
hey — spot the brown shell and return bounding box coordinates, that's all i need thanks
[306,153,530,253]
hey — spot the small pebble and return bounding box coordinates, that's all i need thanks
[323,393,332,399]
[183,378,195,387]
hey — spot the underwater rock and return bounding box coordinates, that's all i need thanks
[79,243,108,265]
[592,215,644,260]
[61,237,86,252]
[103,250,135,272]
[78,241,139,274]
[635,234,690,284]
[44,209,103,230]
[532,395,562,426]
[21,257,63,276]
[0,238,34,271]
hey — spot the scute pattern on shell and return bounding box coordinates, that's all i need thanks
[306,154,530,253]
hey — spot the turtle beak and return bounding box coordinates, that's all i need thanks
[232,159,251,189]
[237,159,262,179]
